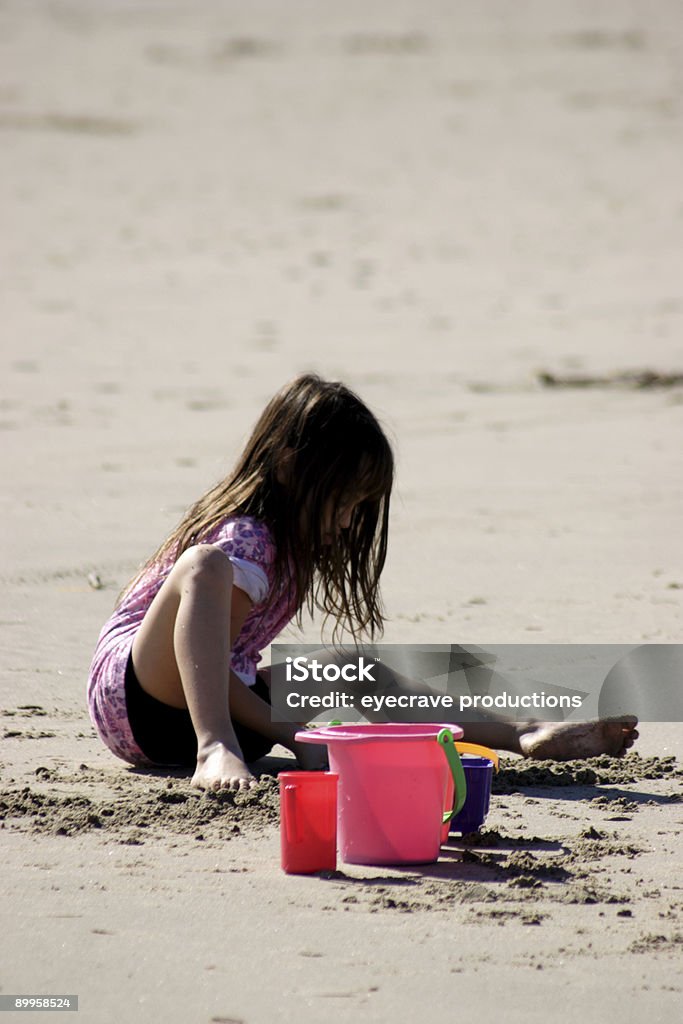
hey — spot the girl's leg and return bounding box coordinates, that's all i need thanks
[131,545,253,789]
[131,545,312,790]
[279,647,638,759]
[457,717,639,759]
[131,545,325,789]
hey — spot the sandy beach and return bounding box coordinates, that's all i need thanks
[1,1,682,1021]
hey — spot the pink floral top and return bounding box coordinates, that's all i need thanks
[87,516,297,765]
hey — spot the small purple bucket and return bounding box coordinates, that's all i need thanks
[449,756,493,834]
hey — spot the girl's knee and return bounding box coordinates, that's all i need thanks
[173,544,234,593]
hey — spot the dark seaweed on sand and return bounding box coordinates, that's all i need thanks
[537,369,683,389]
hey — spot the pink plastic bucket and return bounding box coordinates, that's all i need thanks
[296,723,465,865]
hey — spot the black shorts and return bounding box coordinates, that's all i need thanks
[124,653,274,767]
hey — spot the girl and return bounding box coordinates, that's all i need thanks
[88,374,393,791]
[88,374,638,791]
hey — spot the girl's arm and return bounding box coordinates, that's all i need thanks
[228,589,326,768]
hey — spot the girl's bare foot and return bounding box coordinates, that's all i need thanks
[191,741,257,791]
[518,717,639,761]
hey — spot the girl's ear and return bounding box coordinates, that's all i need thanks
[275,447,296,485]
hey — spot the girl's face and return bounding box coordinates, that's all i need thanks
[320,493,364,545]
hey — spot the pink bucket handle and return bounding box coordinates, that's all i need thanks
[438,728,467,822]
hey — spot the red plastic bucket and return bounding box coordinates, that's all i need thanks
[279,771,338,874]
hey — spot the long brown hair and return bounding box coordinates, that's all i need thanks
[126,374,394,640]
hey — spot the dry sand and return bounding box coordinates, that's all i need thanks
[1,1,682,1022]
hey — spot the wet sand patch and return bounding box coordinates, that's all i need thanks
[0,773,280,843]
[1,754,679,848]
[493,753,683,791]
